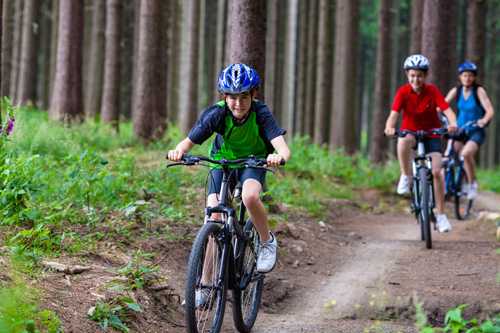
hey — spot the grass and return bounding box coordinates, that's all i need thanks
[477,168,500,193]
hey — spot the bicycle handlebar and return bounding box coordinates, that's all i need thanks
[166,154,286,168]
[385,128,448,140]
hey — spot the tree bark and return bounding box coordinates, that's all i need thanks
[370,0,393,163]
[166,0,181,123]
[132,0,167,141]
[49,0,59,108]
[10,0,23,104]
[409,0,423,53]
[421,0,457,92]
[84,0,106,118]
[49,0,84,122]
[304,0,318,138]
[101,0,121,129]
[17,0,41,106]
[313,0,333,145]
[213,0,227,103]
[36,0,53,109]
[1,0,14,99]
[281,0,298,136]
[465,0,487,83]
[264,0,278,116]
[295,1,308,135]
[330,0,359,153]
[227,0,266,99]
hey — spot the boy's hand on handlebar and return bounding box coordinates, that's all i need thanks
[267,154,284,167]
[167,149,185,161]
[384,127,396,137]
[447,124,458,134]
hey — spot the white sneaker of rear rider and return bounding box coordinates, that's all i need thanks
[436,214,452,233]
[397,175,410,195]
[467,181,478,200]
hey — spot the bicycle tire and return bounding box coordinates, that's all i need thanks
[185,222,227,333]
[419,167,432,249]
[231,219,264,333]
[454,165,473,220]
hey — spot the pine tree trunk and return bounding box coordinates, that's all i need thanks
[10,0,23,105]
[132,0,167,141]
[421,0,457,92]
[227,0,266,99]
[179,0,200,133]
[313,0,333,145]
[49,0,59,108]
[119,0,135,120]
[166,0,181,123]
[466,0,487,83]
[36,0,53,109]
[101,0,121,129]
[213,0,227,103]
[295,1,308,135]
[304,0,318,138]
[330,0,359,153]
[49,0,84,122]
[264,0,278,117]
[409,0,423,53]
[84,0,106,118]
[17,0,41,106]
[282,0,298,136]
[1,0,14,99]
[370,0,393,163]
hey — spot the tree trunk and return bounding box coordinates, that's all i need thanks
[227,0,266,99]
[313,0,333,145]
[118,0,134,120]
[101,0,121,129]
[281,0,298,136]
[49,0,59,108]
[264,0,278,116]
[132,0,167,141]
[466,0,487,83]
[421,0,457,92]
[36,0,53,109]
[49,0,84,122]
[1,0,14,99]
[179,0,200,133]
[84,0,106,118]
[370,0,393,163]
[213,0,227,103]
[304,0,318,138]
[10,0,23,105]
[330,0,359,153]
[409,0,423,53]
[295,1,308,135]
[166,0,181,123]
[17,0,41,106]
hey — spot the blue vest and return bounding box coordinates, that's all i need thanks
[456,86,485,127]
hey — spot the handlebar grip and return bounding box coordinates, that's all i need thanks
[280,159,286,166]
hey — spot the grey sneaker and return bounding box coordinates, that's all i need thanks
[257,233,277,273]
[436,214,452,233]
[467,181,478,200]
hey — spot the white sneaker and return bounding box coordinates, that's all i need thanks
[436,214,452,233]
[397,175,410,195]
[467,181,478,200]
[257,233,277,273]
[195,289,211,309]
[461,182,470,196]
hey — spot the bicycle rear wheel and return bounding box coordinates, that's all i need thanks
[454,166,473,220]
[185,222,227,333]
[418,167,432,249]
[231,219,264,333]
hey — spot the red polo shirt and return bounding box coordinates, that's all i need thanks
[392,83,449,131]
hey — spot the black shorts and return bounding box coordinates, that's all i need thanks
[207,168,267,195]
[457,128,486,146]
[413,137,442,154]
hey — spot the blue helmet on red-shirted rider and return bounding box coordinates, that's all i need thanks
[217,63,261,94]
[458,61,477,75]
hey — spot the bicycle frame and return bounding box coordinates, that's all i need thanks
[411,140,436,216]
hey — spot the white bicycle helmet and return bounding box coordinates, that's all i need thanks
[403,54,429,71]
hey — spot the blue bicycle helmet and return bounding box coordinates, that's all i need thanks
[217,63,260,94]
[458,61,477,74]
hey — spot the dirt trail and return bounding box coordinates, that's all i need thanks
[249,192,500,333]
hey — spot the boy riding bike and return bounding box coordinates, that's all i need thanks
[444,61,495,200]
[384,54,457,233]
[167,63,291,306]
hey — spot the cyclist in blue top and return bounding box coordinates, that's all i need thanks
[445,61,495,199]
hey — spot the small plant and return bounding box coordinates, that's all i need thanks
[117,250,159,290]
[88,296,141,333]
[415,300,500,333]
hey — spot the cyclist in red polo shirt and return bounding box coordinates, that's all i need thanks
[384,54,458,233]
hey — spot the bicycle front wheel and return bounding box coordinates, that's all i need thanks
[418,167,432,249]
[185,222,227,333]
[454,166,473,220]
[231,219,264,333]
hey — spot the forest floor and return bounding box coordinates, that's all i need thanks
[39,190,500,333]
